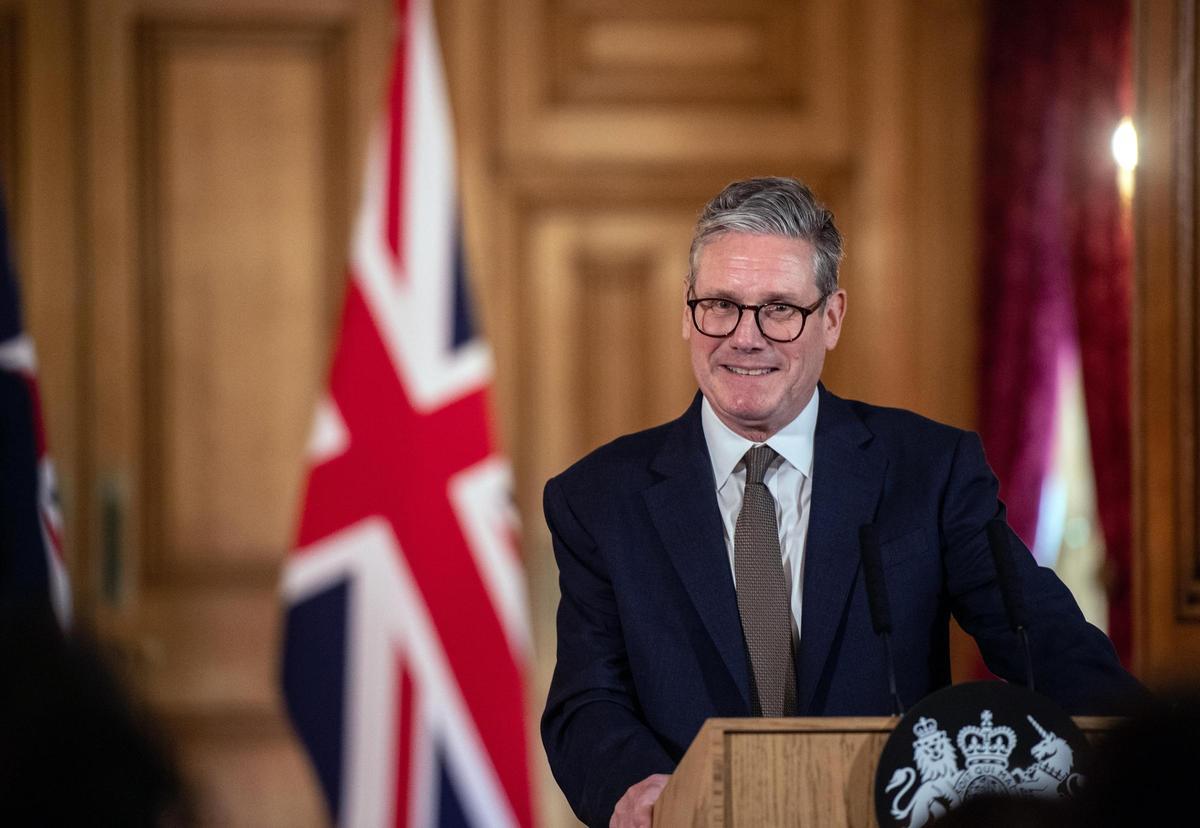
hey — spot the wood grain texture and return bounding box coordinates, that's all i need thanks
[76,3,389,825]
[136,20,346,583]
[1133,0,1200,683]
[0,11,19,204]
[550,6,801,106]
[654,717,897,828]
[500,0,849,165]
[655,716,1120,828]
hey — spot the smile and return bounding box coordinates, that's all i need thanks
[724,366,776,376]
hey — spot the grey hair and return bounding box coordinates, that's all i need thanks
[687,177,844,297]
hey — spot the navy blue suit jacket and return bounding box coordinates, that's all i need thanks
[541,386,1139,827]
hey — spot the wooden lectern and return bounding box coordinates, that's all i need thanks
[652,716,1114,827]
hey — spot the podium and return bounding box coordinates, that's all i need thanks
[652,716,1115,827]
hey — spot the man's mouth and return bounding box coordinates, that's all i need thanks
[724,366,776,376]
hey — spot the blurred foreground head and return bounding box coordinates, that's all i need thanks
[930,688,1200,828]
[0,600,190,826]
[1073,688,1200,827]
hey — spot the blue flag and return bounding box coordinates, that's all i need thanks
[0,186,69,623]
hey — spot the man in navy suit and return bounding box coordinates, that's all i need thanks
[541,178,1139,828]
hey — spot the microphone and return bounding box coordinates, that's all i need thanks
[986,519,1036,692]
[858,524,905,715]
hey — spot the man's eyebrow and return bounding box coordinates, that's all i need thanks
[702,289,740,300]
[696,290,806,303]
[700,290,805,305]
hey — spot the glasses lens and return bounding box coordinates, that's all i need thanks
[758,304,805,341]
[693,299,740,336]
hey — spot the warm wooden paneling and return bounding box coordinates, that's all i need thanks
[523,204,695,482]
[575,250,667,444]
[725,729,889,826]
[550,5,804,106]
[179,729,326,825]
[908,0,982,430]
[75,2,391,825]
[140,585,284,709]
[136,21,346,583]
[1134,0,1200,683]
[655,716,1117,826]
[0,12,19,200]
[500,0,850,165]
[831,0,981,427]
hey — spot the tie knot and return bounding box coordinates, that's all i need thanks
[743,444,777,484]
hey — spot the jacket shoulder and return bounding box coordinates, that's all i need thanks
[548,416,678,494]
[840,395,969,447]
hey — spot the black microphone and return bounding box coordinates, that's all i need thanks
[986,518,1036,692]
[858,524,904,715]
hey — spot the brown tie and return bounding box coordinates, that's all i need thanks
[734,445,798,717]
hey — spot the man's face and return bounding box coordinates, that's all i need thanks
[683,232,846,441]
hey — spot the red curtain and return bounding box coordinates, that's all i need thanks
[979,0,1132,662]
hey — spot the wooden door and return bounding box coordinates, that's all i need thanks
[1134,0,1200,683]
[84,2,395,821]
[1,0,390,822]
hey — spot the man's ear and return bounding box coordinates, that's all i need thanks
[682,280,693,341]
[822,289,847,350]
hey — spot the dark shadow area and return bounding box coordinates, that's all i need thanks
[0,599,192,826]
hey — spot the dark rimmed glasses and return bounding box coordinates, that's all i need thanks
[686,295,826,343]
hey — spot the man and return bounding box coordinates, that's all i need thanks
[541,177,1139,828]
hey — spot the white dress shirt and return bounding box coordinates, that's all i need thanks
[700,391,819,641]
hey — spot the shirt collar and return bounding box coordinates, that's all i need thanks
[700,389,820,489]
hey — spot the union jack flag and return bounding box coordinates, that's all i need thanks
[0,185,70,626]
[280,1,533,825]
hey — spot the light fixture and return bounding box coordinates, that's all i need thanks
[1112,117,1138,171]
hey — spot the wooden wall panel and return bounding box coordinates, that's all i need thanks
[524,207,695,480]
[0,12,19,201]
[76,2,391,824]
[500,0,850,166]
[550,5,803,106]
[123,13,359,826]
[139,587,284,709]
[181,737,326,825]
[908,0,982,429]
[137,22,346,582]
[1134,0,1200,683]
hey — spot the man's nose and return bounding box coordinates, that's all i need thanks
[728,308,767,347]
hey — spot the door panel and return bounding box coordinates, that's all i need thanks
[79,1,390,823]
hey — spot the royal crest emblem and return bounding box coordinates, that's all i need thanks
[884,717,961,828]
[875,683,1091,828]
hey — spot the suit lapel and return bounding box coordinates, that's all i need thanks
[797,386,886,713]
[643,395,752,711]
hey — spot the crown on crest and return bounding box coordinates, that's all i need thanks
[956,710,1016,767]
[912,716,943,745]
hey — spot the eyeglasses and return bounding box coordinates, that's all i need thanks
[686,295,826,343]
